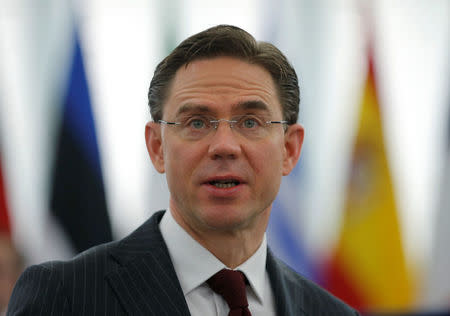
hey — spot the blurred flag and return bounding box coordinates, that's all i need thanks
[425,93,450,310]
[50,27,113,253]
[368,311,450,316]
[322,50,415,312]
[268,163,319,282]
[0,155,11,235]
[262,0,320,284]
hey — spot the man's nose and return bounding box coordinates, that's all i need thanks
[207,121,242,160]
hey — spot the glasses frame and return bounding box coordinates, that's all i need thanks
[157,115,289,140]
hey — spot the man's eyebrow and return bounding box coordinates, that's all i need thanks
[174,100,271,117]
[175,104,212,116]
[234,100,271,113]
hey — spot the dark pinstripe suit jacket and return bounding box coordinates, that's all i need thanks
[8,211,359,315]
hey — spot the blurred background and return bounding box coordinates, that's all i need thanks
[0,0,449,314]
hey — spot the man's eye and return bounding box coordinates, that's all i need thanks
[188,119,207,129]
[242,118,259,129]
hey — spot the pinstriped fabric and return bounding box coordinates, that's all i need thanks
[7,211,189,316]
[8,210,360,315]
[7,264,69,315]
[267,249,360,316]
[106,247,190,315]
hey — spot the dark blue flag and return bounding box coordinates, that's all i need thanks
[50,28,113,253]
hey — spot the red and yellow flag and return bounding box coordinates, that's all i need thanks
[0,156,11,235]
[323,53,415,312]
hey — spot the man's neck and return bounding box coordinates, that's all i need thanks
[169,207,270,269]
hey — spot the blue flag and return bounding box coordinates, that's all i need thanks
[50,28,113,253]
[267,160,319,283]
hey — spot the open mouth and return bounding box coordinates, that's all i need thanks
[209,179,240,189]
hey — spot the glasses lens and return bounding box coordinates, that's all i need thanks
[179,116,212,140]
[234,115,268,139]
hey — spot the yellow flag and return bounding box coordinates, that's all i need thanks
[324,54,415,312]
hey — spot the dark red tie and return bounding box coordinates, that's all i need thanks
[207,269,252,316]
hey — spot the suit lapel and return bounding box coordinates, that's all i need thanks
[105,211,191,316]
[267,249,307,316]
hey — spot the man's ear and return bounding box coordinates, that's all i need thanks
[282,123,304,176]
[145,121,165,173]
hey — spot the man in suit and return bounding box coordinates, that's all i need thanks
[8,25,360,315]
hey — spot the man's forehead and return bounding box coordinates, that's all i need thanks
[162,57,282,118]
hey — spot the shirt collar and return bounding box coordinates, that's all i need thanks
[159,209,267,303]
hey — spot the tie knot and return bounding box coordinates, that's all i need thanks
[207,269,249,310]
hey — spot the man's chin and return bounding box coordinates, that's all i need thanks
[197,206,258,232]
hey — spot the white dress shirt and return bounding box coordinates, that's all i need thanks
[160,209,276,316]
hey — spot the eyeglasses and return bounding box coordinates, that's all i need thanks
[158,114,288,140]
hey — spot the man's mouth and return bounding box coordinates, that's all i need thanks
[209,179,240,189]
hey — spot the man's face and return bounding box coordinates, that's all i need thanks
[146,57,303,236]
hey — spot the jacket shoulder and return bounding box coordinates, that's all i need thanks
[8,212,166,315]
[7,240,122,315]
[41,239,121,275]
